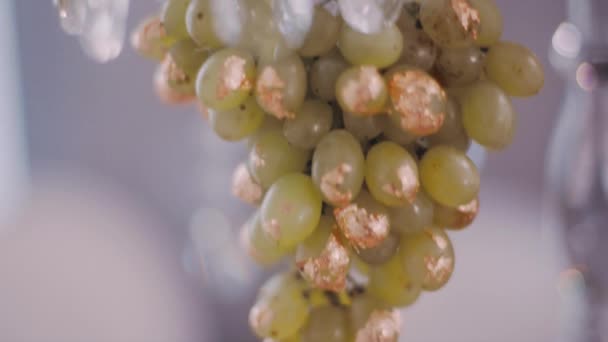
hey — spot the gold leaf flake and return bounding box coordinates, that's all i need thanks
[355,310,401,342]
[342,67,386,115]
[451,0,480,40]
[334,204,390,249]
[217,55,252,100]
[154,56,196,104]
[320,163,353,207]
[231,163,263,206]
[381,164,419,203]
[388,69,446,136]
[263,218,281,241]
[297,233,350,292]
[256,66,295,120]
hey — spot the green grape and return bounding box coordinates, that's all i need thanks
[435,46,484,87]
[130,16,175,61]
[299,7,342,57]
[349,252,372,282]
[260,173,323,249]
[295,215,334,262]
[334,190,391,250]
[258,272,307,299]
[400,227,455,291]
[196,48,256,111]
[461,80,517,150]
[427,95,464,138]
[429,127,471,151]
[241,0,292,64]
[484,41,544,97]
[309,51,349,102]
[248,131,309,189]
[232,162,264,206]
[395,9,438,71]
[208,97,265,141]
[381,116,418,146]
[365,141,420,207]
[161,0,190,40]
[420,0,480,48]
[256,54,308,120]
[247,115,283,148]
[433,196,479,230]
[349,295,401,342]
[419,0,501,47]
[312,130,365,207]
[185,0,223,49]
[389,191,434,234]
[335,66,388,116]
[250,273,310,339]
[295,215,350,292]
[342,111,384,143]
[357,232,401,265]
[367,253,422,307]
[240,210,286,265]
[337,24,403,68]
[283,100,333,150]
[385,65,447,136]
[301,306,348,342]
[419,145,480,207]
[349,294,384,333]
[155,55,197,104]
[468,0,503,47]
[169,39,209,76]
[427,96,471,151]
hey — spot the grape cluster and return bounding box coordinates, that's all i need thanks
[131,0,544,340]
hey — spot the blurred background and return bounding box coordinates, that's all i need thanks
[0,0,599,341]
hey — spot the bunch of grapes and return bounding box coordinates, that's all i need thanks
[131,0,544,340]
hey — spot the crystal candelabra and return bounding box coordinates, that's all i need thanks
[546,0,608,340]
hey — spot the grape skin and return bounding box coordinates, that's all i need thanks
[461,80,517,150]
[312,130,365,207]
[365,141,420,207]
[161,0,191,40]
[283,100,334,150]
[260,173,323,250]
[248,131,310,189]
[208,96,265,141]
[185,0,224,49]
[484,41,545,97]
[196,48,256,111]
[419,145,480,207]
[338,24,403,68]
[250,273,310,339]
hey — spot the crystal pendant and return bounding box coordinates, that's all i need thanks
[53,0,129,63]
[53,0,89,35]
[273,0,315,49]
[337,0,405,34]
[79,0,129,63]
